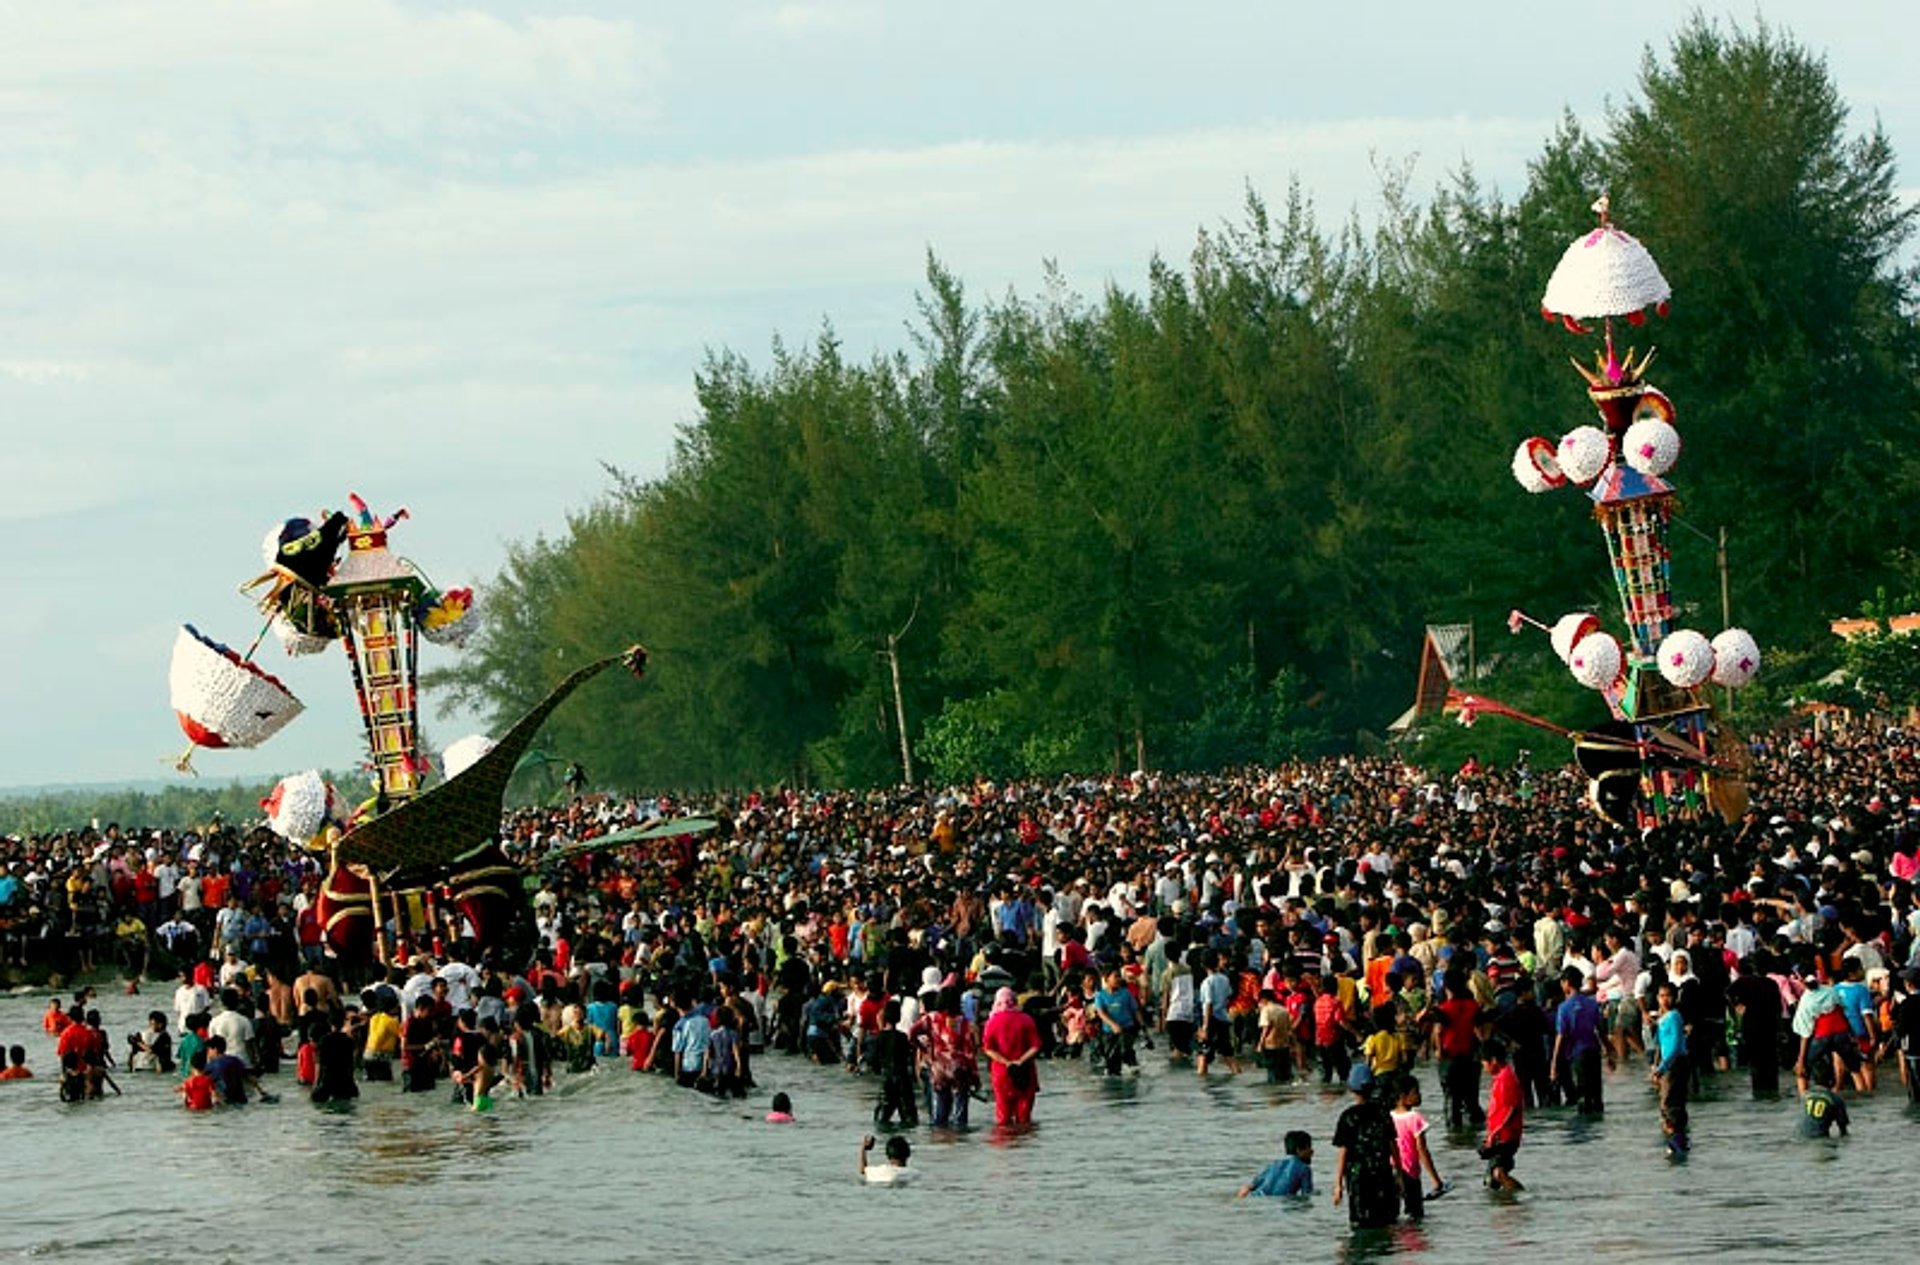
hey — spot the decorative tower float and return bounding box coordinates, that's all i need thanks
[169,491,641,968]
[1468,197,1760,829]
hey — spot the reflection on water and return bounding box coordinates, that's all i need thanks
[8,988,1920,1263]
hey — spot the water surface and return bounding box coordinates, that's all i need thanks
[2,990,1909,1264]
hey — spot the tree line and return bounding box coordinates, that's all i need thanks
[428,18,1920,792]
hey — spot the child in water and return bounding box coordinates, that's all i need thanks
[859,1133,915,1183]
[1237,1130,1314,1197]
[765,1091,795,1123]
[1390,1074,1447,1217]
[178,1049,216,1111]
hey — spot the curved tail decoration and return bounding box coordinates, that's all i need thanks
[334,644,647,873]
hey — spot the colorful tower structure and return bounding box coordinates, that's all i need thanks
[1501,197,1761,829]
[325,494,430,808]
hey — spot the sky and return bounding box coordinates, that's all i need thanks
[0,1,1913,790]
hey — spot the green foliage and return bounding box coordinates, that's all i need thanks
[1,779,283,836]
[1833,629,1920,712]
[917,691,1020,785]
[434,19,1920,792]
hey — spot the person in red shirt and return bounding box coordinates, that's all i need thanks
[54,1008,93,1067]
[178,1049,216,1110]
[1427,971,1486,1129]
[1481,1038,1525,1191]
[42,999,71,1036]
[1313,976,1354,1084]
[625,1024,655,1071]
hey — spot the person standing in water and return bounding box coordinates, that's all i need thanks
[982,986,1040,1126]
[1330,1065,1401,1228]
[1651,982,1691,1157]
[309,1011,360,1106]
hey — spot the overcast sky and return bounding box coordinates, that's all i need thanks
[1,1,1912,790]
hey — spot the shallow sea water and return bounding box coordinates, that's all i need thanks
[3,988,1916,1264]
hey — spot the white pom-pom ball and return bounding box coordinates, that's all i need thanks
[442,734,497,780]
[1549,612,1600,664]
[1710,628,1762,689]
[1623,417,1681,476]
[1657,629,1714,688]
[1511,437,1566,494]
[1568,631,1623,690]
[1557,425,1611,485]
[265,770,331,843]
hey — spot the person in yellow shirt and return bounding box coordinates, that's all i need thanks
[1362,1013,1409,1076]
[363,998,401,1082]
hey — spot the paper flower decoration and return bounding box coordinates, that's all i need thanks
[272,614,332,657]
[1511,436,1566,494]
[1623,416,1681,477]
[1657,629,1714,688]
[1710,628,1762,688]
[169,625,304,749]
[261,770,340,843]
[1540,211,1672,328]
[1633,388,1675,426]
[1568,630,1623,690]
[1550,612,1601,664]
[1557,425,1611,485]
[442,733,497,781]
[418,587,479,648]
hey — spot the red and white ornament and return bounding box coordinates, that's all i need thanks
[1557,425,1611,486]
[1550,612,1601,664]
[1710,628,1761,689]
[1511,436,1566,494]
[1623,416,1681,477]
[1656,629,1714,689]
[1568,630,1623,690]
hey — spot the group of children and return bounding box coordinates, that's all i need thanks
[1238,1039,1525,1226]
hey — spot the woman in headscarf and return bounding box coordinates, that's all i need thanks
[981,986,1040,1126]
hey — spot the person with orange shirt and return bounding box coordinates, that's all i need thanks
[0,1045,32,1080]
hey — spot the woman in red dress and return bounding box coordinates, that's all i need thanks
[981,987,1040,1126]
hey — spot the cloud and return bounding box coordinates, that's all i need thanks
[736,2,882,37]
[0,2,666,169]
[0,4,1563,786]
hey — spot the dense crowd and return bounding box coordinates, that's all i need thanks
[6,714,1920,1218]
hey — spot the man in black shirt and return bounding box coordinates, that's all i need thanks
[1728,954,1783,1099]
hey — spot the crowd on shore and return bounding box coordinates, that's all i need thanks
[5,714,1920,1220]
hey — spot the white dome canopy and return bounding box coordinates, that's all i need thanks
[1541,199,1671,321]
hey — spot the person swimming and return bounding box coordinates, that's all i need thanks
[859,1133,914,1183]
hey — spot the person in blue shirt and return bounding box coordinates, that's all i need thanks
[1196,953,1240,1076]
[1090,966,1143,1076]
[1833,960,1877,1093]
[1239,1130,1314,1198]
[585,980,620,1058]
[671,998,713,1089]
[1551,969,1605,1114]
[1649,982,1690,1156]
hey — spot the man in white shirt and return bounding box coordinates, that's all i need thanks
[154,858,180,911]
[177,867,204,920]
[208,990,256,1066]
[400,964,439,1014]
[437,956,481,1011]
[174,972,210,1034]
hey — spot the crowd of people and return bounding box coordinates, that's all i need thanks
[5,712,1920,1223]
